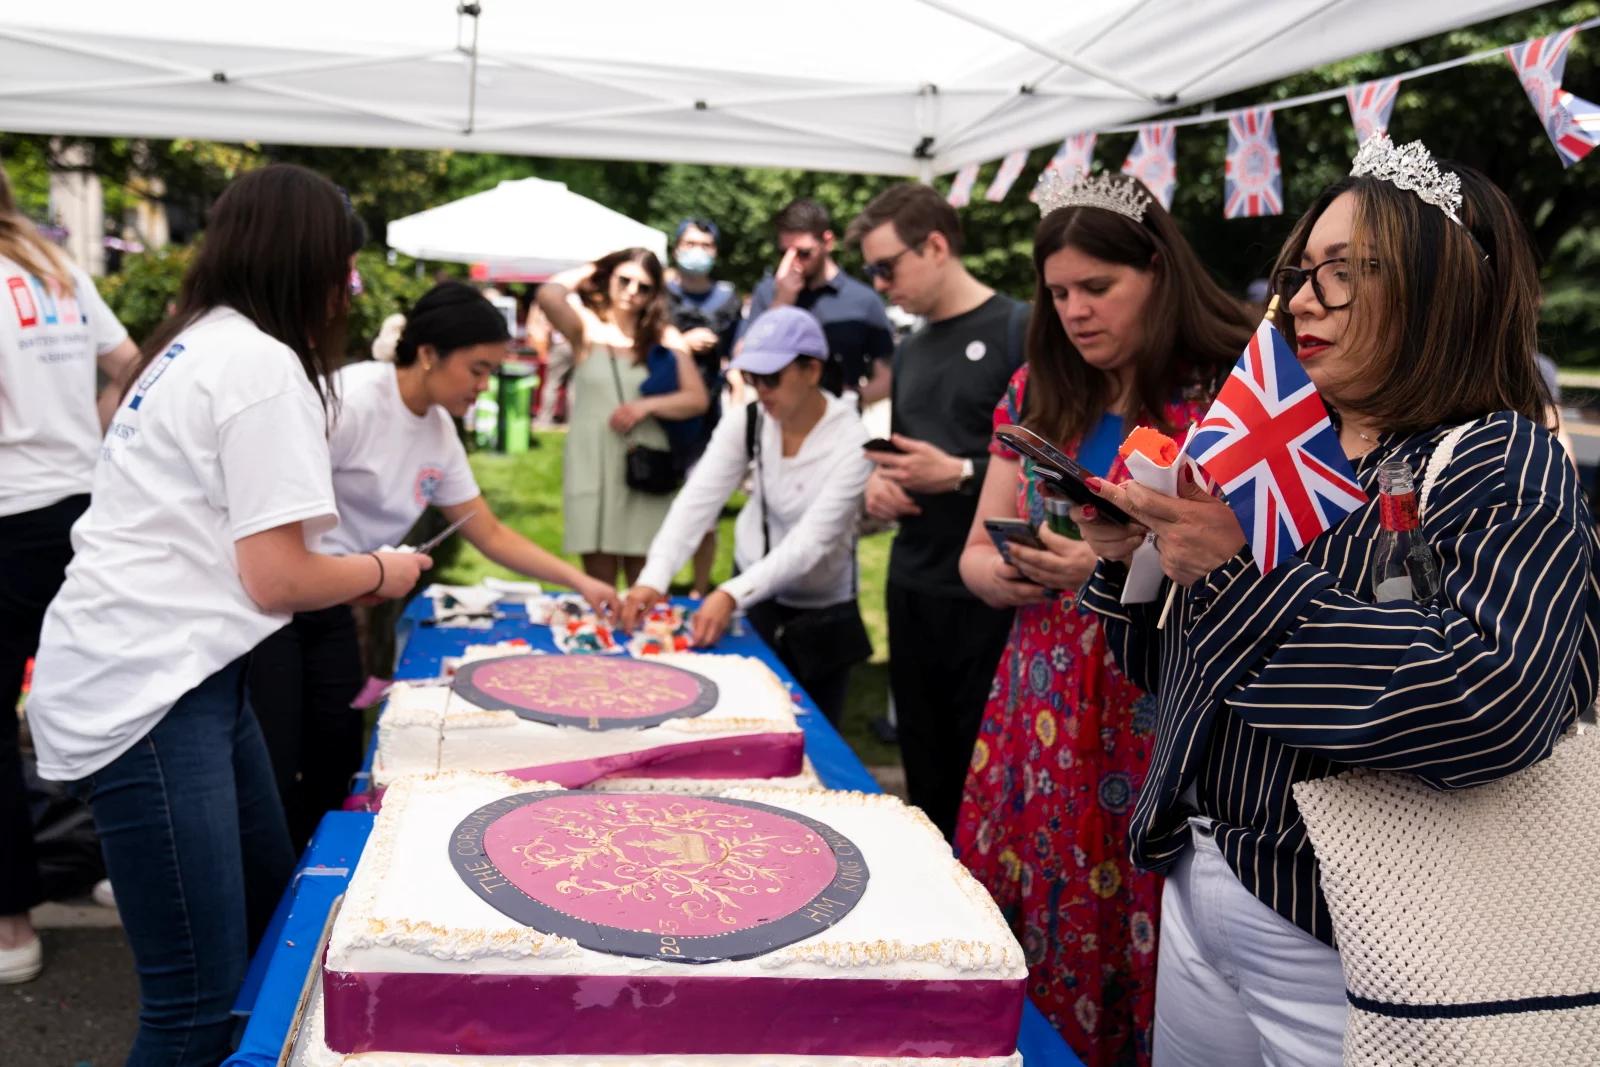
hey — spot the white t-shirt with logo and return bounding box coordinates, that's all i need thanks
[320,359,479,555]
[27,308,339,781]
[0,257,129,517]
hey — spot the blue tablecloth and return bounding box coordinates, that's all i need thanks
[228,595,1080,1066]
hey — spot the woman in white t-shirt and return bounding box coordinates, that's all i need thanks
[0,167,140,986]
[26,164,432,1066]
[247,281,620,849]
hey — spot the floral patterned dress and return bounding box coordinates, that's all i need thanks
[955,366,1207,1067]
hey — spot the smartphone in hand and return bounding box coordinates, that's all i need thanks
[863,438,906,455]
[993,424,1133,526]
[984,517,1047,562]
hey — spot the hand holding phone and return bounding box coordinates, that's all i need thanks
[984,517,1047,561]
[993,424,1134,526]
[863,438,905,455]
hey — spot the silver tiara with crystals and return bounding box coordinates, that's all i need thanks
[1349,134,1463,225]
[1033,169,1152,223]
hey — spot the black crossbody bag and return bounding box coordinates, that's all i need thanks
[608,350,681,494]
[744,401,872,678]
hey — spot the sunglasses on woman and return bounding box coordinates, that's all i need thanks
[616,276,655,296]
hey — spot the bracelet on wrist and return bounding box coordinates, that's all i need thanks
[366,552,386,597]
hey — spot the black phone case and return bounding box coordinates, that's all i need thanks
[993,425,1135,526]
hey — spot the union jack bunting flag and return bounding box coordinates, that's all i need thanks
[1187,317,1367,575]
[1345,76,1402,145]
[1505,28,1597,166]
[947,162,981,208]
[1120,124,1176,209]
[1223,109,1282,218]
[1549,88,1600,167]
[985,149,1029,202]
[1029,133,1096,202]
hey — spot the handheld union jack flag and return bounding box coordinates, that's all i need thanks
[1187,315,1367,574]
[1223,109,1282,218]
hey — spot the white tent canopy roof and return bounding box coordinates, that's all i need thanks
[1,1,1544,176]
[385,177,666,276]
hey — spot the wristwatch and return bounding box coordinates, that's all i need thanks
[957,457,976,489]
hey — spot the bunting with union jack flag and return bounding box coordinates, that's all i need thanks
[947,161,981,208]
[1120,124,1177,209]
[1506,28,1599,167]
[1224,109,1283,218]
[1187,317,1367,574]
[1030,133,1097,203]
[1345,76,1402,145]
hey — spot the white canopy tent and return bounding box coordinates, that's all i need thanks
[0,1,1545,177]
[385,177,666,277]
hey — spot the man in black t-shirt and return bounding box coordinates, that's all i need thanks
[848,184,1027,839]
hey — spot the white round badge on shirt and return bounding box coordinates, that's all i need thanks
[965,340,987,362]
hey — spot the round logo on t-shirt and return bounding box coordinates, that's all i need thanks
[965,340,987,362]
[413,466,444,506]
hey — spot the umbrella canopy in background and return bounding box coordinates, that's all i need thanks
[384,177,667,279]
[0,0,1547,178]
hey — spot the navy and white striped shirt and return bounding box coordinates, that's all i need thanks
[1081,411,1600,943]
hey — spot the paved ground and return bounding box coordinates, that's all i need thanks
[3,901,137,1067]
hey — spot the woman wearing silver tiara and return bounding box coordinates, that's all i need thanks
[1074,137,1600,1063]
[954,169,1252,1067]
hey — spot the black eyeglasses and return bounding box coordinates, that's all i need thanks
[862,242,923,284]
[1273,257,1377,310]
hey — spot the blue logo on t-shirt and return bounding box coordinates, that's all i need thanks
[128,343,184,410]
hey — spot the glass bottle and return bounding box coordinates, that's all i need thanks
[1371,459,1439,603]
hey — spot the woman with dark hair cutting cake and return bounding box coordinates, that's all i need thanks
[249,280,621,851]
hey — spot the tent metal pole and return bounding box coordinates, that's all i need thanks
[459,3,482,134]
[907,0,1164,103]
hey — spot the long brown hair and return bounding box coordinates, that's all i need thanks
[130,164,364,411]
[1272,166,1546,431]
[577,247,668,363]
[1024,181,1254,444]
[0,166,76,295]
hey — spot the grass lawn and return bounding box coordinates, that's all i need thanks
[435,431,901,768]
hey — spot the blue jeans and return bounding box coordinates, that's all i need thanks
[73,655,295,1066]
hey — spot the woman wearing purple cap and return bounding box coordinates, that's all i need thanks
[622,306,874,723]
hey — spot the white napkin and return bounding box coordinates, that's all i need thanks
[423,584,504,614]
[1119,443,1203,605]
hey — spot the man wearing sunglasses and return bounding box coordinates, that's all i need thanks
[845,182,1030,841]
[742,198,894,397]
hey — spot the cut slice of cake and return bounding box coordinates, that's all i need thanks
[374,650,809,791]
[320,772,1026,1062]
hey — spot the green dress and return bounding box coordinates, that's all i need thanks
[562,343,674,557]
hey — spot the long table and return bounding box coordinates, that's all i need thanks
[226,596,1080,1066]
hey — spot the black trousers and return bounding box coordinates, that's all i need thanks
[0,494,89,915]
[246,605,365,853]
[745,599,856,727]
[886,583,1013,840]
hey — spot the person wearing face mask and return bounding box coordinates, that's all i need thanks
[954,171,1253,1067]
[666,218,741,596]
[1074,142,1600,1065]
[538,248,708,587]
[743,198,894,397]
[247,281,622,851]
[621,307,873,724]
[843,183,1030,842]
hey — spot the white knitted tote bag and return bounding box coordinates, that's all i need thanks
[1294,422,1600,1066]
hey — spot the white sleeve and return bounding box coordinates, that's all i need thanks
[221,387,339,542]
[433,416,481,507]
[75,271,129,355]
[720,426,873,609]
[635,407,753,593]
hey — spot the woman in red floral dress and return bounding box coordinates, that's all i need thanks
[955,174,1253,1067]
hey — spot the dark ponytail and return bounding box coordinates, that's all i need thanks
[394,281,511,367]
